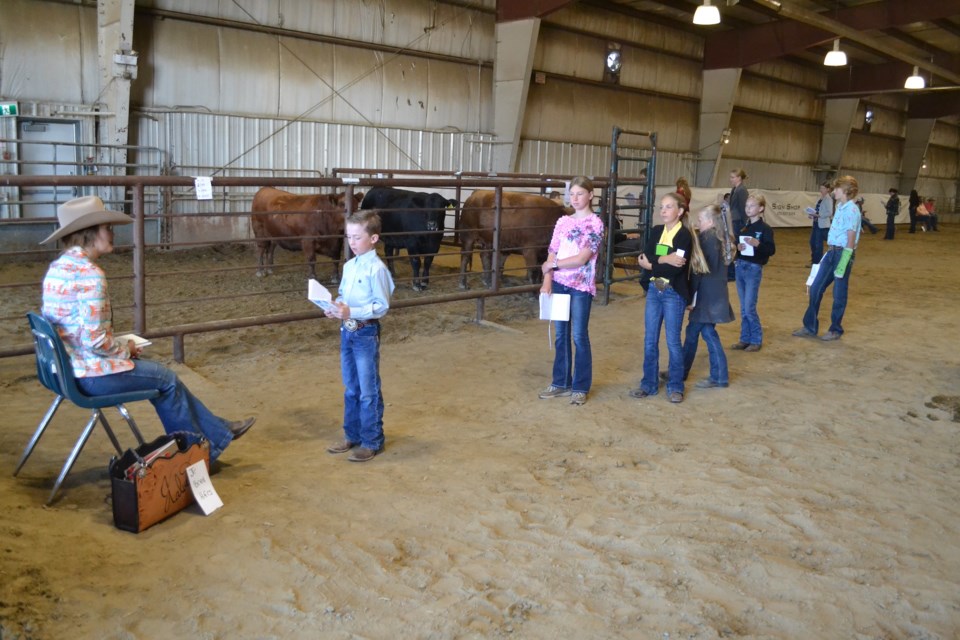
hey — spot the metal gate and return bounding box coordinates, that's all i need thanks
[601,127,657,305]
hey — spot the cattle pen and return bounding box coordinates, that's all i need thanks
[0,173,647,363]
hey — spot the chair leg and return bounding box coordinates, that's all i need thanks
[114,404,146,445]
[97,411,125,455]
[14,396,64,477]
[47,410,99,505]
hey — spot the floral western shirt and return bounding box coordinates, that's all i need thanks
[41,246,134,378]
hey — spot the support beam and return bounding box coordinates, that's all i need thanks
[97,0,137,176]
[496,0,574,22]
[908,89,960,119]
[492,19,540,172]
[695,68,741,188]
[899,119,936,195]
[819,98,860,173]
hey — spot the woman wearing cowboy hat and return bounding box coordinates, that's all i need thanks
[40,196,255,463]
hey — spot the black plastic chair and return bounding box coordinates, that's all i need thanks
[15,313,158,504]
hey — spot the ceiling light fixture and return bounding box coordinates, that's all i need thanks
[693,0,720,26]
[823,39,847,67]
[904,66,925,90]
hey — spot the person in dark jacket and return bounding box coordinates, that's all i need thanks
[883,188,900,240]
[683,204,735,388]
[629,192,708,404]
[731,192,776,352]
[908,189,921,233]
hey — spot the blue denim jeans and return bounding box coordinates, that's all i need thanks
[340,323,385,451]
[802,247,854,335]
[550,282,594,393]
[641,285,686,395]
[682,321,728,385]
[76,359,234,462]
[735,260,764,345]
[810,223,826,264]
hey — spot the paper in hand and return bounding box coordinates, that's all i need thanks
[308,279,335,312]
[117,333,152,348]
[738,236,755,257]
[539,293,571,322]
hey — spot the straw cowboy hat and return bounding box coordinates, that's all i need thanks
[40,196,132,245]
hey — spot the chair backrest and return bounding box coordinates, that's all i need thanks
[27,312,82,402]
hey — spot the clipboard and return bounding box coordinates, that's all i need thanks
[539,293,571,321]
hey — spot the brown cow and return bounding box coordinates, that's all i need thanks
[251,187,363,281]
[457,190,565,289]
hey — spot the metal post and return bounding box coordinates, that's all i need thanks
[491,186,502,292]
[132,183,146,333]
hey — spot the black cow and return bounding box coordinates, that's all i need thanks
[360,187,457,291]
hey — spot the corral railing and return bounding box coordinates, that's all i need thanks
[0,174,641,363]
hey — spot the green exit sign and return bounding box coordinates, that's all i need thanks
[1,102,18,116]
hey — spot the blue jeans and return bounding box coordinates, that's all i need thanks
[550,282,594,393]
[641,285,686,395]
[76,359,234,462]
[735,260,764,345]
[802,247,854,335]
[340,323,385,451]
[683,321,728,385]
[810,223,826,264]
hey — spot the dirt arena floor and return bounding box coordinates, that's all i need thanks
[1,225,958,639]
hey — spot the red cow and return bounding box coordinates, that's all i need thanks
[457,190,565,289]
[250,187,363,281]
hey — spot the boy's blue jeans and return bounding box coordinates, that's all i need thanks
[735,260,764,345]
[77,359,234,462]
[549,282,594,394]
[802,247,854,336]
[340,323,385,451]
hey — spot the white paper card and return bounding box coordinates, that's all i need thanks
[187,460,223,515]
[193,176,213,200]
[805,263,820,287]
[116,333,152,348]
[539,293,571,321]
[739,235,755,257]
[308,278,335,312]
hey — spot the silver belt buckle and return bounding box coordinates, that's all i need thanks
[344,318,360,332]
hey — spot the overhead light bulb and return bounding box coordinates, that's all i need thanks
[823,39,847,67]
[693,0,720,26]
[904,66,925,90]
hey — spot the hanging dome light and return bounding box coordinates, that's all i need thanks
[823,39,847,67]
[693,0,720,26]
[904,66,925,90]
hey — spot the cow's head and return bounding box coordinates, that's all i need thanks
[333,191,365,211]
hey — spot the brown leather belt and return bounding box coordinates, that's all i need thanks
[343,318,379,332]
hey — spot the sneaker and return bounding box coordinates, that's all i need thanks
[792,328,816,338]
[695,378,728,389]
[730,341,749,350]
[570,392,587,405]
[667,392,684,403]
[820,331,842,341]
[538,385,572,399]
[743,343,761,352]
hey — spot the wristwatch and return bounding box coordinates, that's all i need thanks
[552,258,559,271]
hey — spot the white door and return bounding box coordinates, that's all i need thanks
[19,119,81,219]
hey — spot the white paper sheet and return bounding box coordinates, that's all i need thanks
[805,262,820,287]
[739,235,755,257]
[116,333,152,348]
[187,460,223,515]
[308,279,335,312]
[539,293,571,321]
